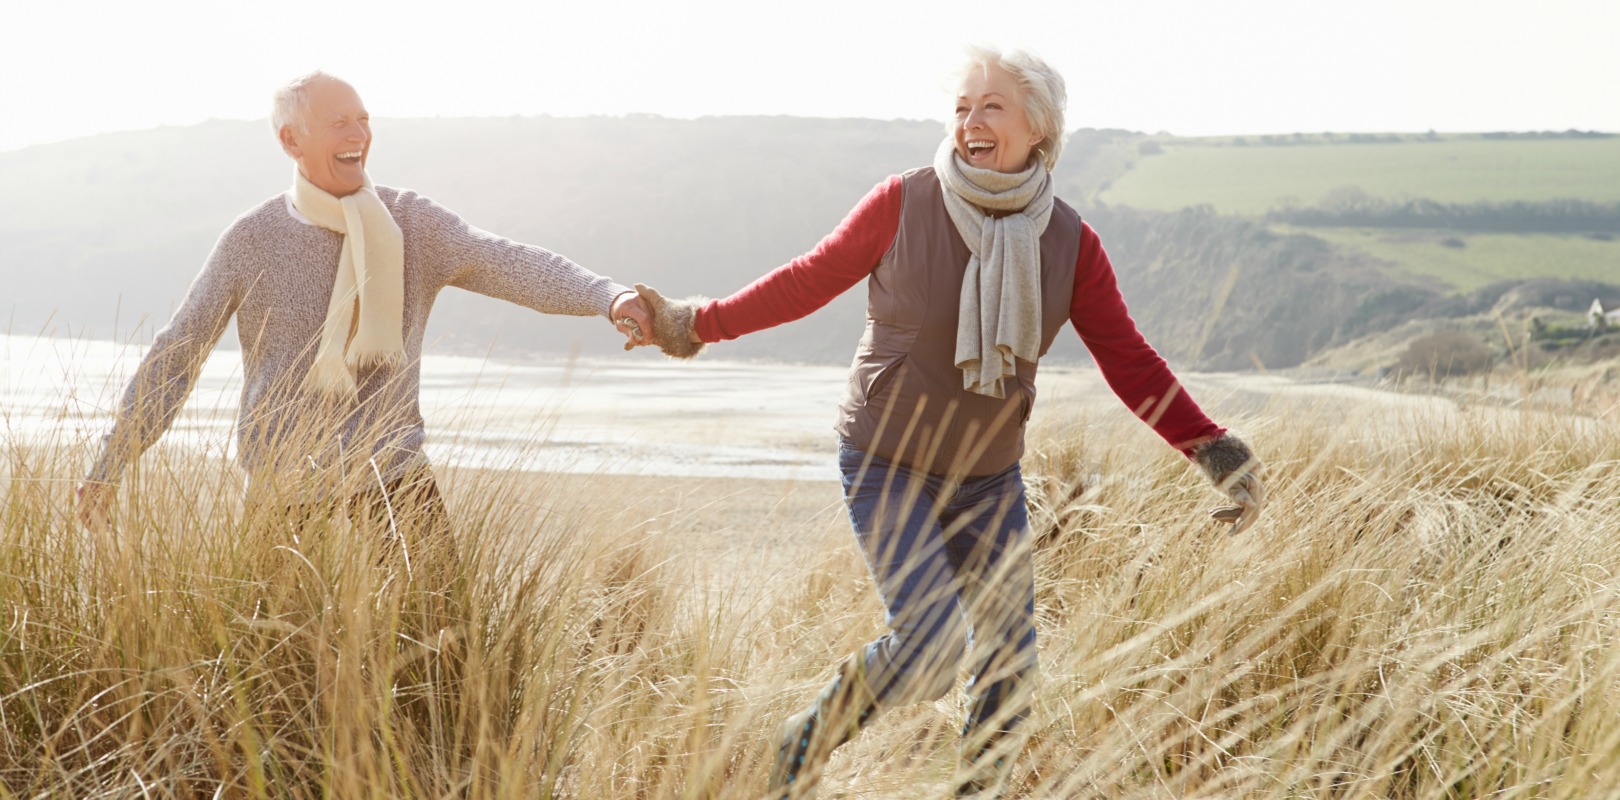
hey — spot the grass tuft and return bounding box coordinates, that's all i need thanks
[4,394,1620,797]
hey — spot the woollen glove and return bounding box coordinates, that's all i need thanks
[633,283,707,359]
[1194,433,1265,534]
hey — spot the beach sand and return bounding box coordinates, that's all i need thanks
[443,468,857,598]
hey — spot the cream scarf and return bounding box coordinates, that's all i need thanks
[291,169,405,397]
[933,138,1055,398]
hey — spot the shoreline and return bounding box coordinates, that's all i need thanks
[7,333,1608,490]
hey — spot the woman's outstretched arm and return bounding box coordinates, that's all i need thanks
[1068,221,1226,454]
[1069,222,1265,532]
[693,175,904,342]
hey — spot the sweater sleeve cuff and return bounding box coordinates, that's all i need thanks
[86,441,125,485]
[599,282,633,318]
[693,301,729,343]
[1174,427,1227,459]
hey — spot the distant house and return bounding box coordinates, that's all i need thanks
[1590,299,1620,330]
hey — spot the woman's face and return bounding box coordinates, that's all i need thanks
[954,64,1043,174]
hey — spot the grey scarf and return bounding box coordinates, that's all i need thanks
[933,138,1054,398]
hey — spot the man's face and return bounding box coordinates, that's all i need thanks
[279,79,371,197]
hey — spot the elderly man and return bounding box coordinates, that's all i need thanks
[75,71,651,532]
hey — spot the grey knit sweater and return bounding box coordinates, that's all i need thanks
[88,186,628,487]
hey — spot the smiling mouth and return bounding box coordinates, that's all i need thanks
[336,150,363,165]
[966,141,996,159]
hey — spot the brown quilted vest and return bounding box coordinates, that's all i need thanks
[834,167,1081,477]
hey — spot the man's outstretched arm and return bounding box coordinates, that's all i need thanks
[403,193,643,337]
[79,231,243,527]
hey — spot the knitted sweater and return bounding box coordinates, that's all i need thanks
[693,174,1224,455]
[88,186,628,487]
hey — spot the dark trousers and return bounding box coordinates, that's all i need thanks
[838,443,1037,745]
[257,467,465,643]
[348,469,458,570]
[265,468,457,565]
[264,468,467,733]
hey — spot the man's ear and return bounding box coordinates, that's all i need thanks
[278,125,302,158]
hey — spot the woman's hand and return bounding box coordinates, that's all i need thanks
[1194,433,1265,535]
[1208,470,1265,534]
[632,283,707,359]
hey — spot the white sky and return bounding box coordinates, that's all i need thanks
[2,0,1616,153]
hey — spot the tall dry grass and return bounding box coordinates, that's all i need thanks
[4,387,1620,798]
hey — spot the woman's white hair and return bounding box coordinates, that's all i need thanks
[953,46,1068,171]
[271,70,342,134]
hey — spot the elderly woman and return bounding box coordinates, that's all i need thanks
[635,47,1264,797]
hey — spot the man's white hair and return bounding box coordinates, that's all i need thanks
[951,46,1068,171]
[271,70,344,134]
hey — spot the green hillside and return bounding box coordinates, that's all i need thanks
[1279,228,1620,294]
[1082,133,1620,296]
[1100,135,1620,215]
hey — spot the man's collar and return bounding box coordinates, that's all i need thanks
[283,192,314,226]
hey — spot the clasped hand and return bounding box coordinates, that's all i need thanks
[610,292,655,350]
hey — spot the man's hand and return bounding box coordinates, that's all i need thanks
[76,482,116,534]
[611,291,654,350]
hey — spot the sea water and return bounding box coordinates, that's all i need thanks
[1,334,848,481]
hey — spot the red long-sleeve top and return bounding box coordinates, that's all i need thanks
[693,175,1224,455]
